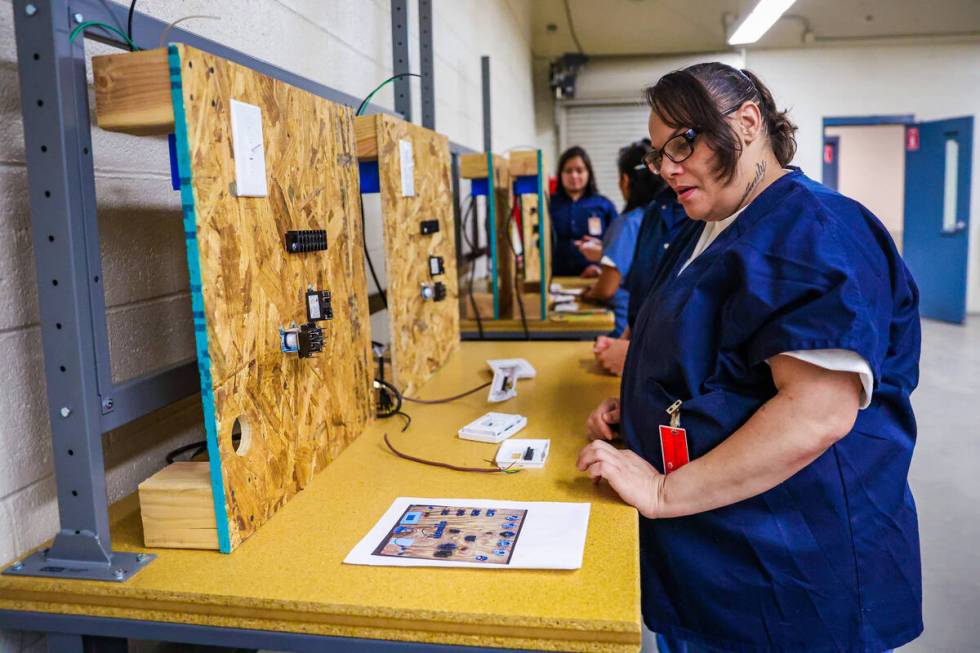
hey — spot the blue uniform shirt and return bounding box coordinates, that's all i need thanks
[623,189,688,330]
[550,191,618,276]
[599,205,645,337]
[622,169,922,653]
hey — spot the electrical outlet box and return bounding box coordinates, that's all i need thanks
[458,412,527,443]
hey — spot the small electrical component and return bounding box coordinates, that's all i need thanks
[428,255,445,277]
[306,288,333,322]
[458,412,528,443]
[419,219,440,235]
[279,322,324,358]
[420,281,447,302]
[285,230,327,253]
[495,439,550,469]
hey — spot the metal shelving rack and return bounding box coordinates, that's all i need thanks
[5,0,476,583]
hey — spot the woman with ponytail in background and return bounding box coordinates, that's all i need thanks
[580,140,666,337]
[578,63,922,653]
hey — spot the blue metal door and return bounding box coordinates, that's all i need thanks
[903,117,973,323]
[822,136,839,190]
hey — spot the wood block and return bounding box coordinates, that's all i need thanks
[138,462,219,550]
[354,114,379,159]
[459,153,509,187]
[93,48,173,135]
[165,45,373,552]
[509,150,539,177]
[370,115,460,395]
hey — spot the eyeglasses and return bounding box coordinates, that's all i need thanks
[643,128,697,175]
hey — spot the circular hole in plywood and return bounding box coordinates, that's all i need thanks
[230,415,251,456]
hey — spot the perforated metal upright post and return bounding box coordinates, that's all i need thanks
[5,0,153,582]
[418,0,435,130]
[391,0,412,121]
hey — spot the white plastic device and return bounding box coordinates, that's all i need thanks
[457,412,527,443]
[496,438,550,469]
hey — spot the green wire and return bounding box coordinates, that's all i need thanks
[355,72,421,116]
[69,21,141,51]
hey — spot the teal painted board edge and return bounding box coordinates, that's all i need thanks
[167,45,233,553]
[486,154,499,319]
[536,150,547,320]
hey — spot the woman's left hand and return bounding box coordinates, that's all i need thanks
[576,440,665,518]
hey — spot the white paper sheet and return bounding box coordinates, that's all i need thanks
[344,497,590,569]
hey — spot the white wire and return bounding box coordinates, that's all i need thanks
[159,15,221,47]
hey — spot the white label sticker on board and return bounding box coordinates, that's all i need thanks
[229,99,268,197]
[399,138,415,197]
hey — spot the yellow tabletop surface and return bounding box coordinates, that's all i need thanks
[550,276,595,290]
[0,341,639,652]
[460,313,614,335]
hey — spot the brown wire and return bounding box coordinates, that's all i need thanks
[383,433,518,474]
[401,380,492,404]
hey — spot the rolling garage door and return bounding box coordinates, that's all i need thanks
[560,101,652,204]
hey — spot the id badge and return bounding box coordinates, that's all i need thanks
[587,215,602,236]
[658,425,690,473]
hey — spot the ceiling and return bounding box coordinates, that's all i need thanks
[531,0,980,58]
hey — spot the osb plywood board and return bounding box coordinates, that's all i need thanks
[363,114,460,395]
[169,44,373,552]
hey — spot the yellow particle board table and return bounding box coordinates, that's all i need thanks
[0,342,639,652]
[460,314,615,341]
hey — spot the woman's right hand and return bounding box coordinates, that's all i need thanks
[586,397,620,441]
[593,337,630,376]
[574,236,604,263]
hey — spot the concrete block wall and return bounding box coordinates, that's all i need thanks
[0,0,536,649]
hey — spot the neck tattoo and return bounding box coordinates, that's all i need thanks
[736,160,767,211]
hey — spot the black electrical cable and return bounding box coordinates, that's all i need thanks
[127,0,138,51]
[360,196,388,309]
[395,410,412,432]
[460,195,484,339]
[165,437,237,465]
[563,0,585,54]
[402,380,491,404]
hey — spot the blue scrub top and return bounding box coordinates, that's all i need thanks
[623,189,688,330]
[599,205,645,337]
[622,169,923,653]
[549,191,618,276]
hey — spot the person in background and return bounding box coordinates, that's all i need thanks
[591,182,687,375]
[550,145,618,278]
[580,140,666,338]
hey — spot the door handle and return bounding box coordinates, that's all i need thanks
[944,220,967,235]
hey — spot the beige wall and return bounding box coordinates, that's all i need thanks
[825,124,906,250]
[553,40,980,313]
[0,1,537,650]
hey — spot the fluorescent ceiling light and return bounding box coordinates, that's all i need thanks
[728,0,797,45]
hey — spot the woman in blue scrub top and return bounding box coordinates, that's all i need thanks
[550,146,618,277]
[581,139,667,337]
[577,63,921,653]
[592,187,687,375]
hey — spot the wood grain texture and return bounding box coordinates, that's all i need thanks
[173,45,373,550]
[138,462,218,550]
[93,48,173,135]
[368,114,460,395]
